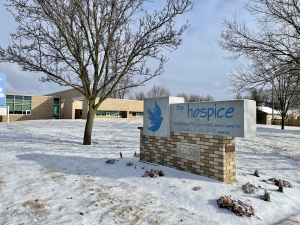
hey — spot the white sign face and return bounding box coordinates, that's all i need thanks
[177,142,200,161]
[171,100,256,138]
[0,108,7,116]
[143,97,184,138]
[143,97,256,138]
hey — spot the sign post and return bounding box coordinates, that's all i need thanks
[0,106,9,124]
[0,74,8,124]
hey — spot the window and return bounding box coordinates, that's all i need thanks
[53,98,60,119]
[95,110,121,117]
[110,111,120,116]
[6,95,31,115]
[132,112,143,117]
[95,110,106,116]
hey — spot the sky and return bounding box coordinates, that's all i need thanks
[0,0,255,100]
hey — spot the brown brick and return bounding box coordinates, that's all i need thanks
[203,163,214,169]
[204,156,214,161]
[218,162,230,167]
[184,162,192,167]
[213,143,227,148]
[200,159,209,164]
[204,171,214,176]
[195,134,205,138]
[204,149,214,154]
[213,135,227,140]
[201,138,209,142]
[202,152,209,157]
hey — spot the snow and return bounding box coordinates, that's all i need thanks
[0,118,300,224]
[258,106,296,116]
[258,106,280,115]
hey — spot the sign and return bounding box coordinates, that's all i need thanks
[0,106,9,124]
[0,74,6,106]
[225,145,236,153]
[0,107,7,116]
[177,142,200,161]
[143,97,184,138]
[171,100,256,138]
[143,97,256,138]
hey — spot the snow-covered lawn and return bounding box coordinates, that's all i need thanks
[0,119,299,225]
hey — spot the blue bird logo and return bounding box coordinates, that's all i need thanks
[147,101,163,132]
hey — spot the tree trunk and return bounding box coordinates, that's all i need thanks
[83,104,96,145]
[281,117,285,130]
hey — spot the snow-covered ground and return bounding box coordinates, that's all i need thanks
[0,119,299,225]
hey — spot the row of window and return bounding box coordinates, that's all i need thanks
[5,95,60,118]
[95,111,123,117]
[93,111,143,117]
[6,95,32,115]
[5,95,141,118]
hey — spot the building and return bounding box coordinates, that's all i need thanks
[256,106,282,124]
[0,89,143,122]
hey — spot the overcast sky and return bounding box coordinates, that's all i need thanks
[0,0,255,100]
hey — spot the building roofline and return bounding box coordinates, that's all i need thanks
[7,93,59,98]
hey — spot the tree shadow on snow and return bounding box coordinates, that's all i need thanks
[15,153,221,184]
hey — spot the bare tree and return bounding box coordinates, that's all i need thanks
[188,94,202,102]
[0,0,194,145]
[234,92,244,99]
[228,57,300,129]
[217,0,300,81]
[201,94,214,101]
[247,87,271,107]
[109,76,133,99]
[177,92,189,102]
[128,90,145,100]
[217,0,300,129]
[146,84,171,98]
[177,93,214,102]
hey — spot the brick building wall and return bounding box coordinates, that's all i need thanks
[82,96,143,119]
[47,89,84,119]
[1,89,144,122]
[139,127,236,182]
[1,95,54,122]
[48,89,143,119]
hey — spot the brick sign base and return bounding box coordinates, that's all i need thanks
[138,127,236,183]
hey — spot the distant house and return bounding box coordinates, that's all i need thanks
[256,106,300,124]
[256,107,282,124]
[287,110,300,120]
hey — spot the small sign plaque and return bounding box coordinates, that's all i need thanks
[0,108,7,116]
[177,142,200,161]
[225,145,236,153]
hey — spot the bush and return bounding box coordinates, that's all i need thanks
[217,195,255,217]
[261,190,271,202]
[242,182,259,194]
